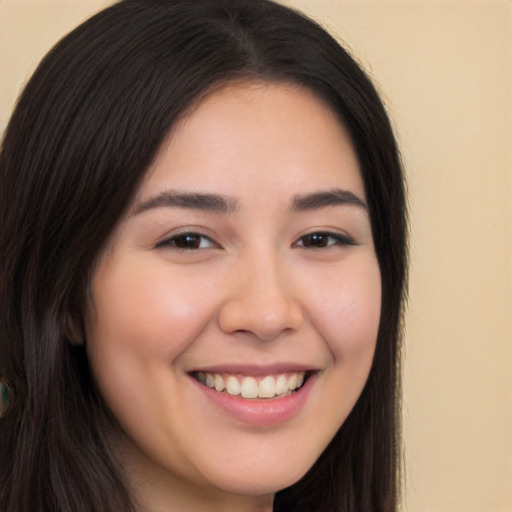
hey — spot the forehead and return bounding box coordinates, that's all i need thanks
[138,80,364,203]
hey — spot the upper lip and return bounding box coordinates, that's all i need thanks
[188,363,319,375]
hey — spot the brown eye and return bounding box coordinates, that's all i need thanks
[157,233,216,250]
[296,232,356,248]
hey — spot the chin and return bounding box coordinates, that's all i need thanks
[198,455,315,498]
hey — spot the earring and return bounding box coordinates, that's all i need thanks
[0,376,14,418]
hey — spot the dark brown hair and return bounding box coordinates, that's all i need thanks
[0,0,407,510]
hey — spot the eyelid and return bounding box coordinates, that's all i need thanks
[293,230,357,248]
[155,230,220,250]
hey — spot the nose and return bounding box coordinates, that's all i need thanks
[217,255,304,342]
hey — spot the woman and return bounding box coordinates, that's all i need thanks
[0,0,407,511]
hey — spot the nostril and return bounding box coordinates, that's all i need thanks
[217,270,304,339]
[219,312,302,342]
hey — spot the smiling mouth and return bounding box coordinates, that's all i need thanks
[192,371,310,400]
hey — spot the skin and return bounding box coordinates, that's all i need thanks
[86,81,381,512]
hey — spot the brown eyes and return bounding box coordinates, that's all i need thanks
[156,233,217,250]
[295,232,356,249]
[157,231,356,251]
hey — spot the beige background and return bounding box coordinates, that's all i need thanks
[1,1,511,510]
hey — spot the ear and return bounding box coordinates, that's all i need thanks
[63,311,85,345]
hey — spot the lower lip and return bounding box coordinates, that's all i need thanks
[191,374,315,427]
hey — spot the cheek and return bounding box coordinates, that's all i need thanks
[85,263,218,438]
[305,256,381,362]
[88,262,217,362]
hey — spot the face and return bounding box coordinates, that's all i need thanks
[86,82,381,509]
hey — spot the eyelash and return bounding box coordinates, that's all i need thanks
[156,232,217,250]
[294,232,357,249]
[156,231,356,251]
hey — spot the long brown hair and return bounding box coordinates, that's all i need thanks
[0,1,407,510]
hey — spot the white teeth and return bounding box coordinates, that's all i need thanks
[258,376,275,398]
[275,375,288,395]
[214,374,225,392]
[196,371,307,399]
[240,377,259,398]
[226,376,241,396]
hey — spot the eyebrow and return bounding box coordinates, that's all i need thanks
[132,187,367,216]
[133,190,239,215]
[290,189,367,211]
